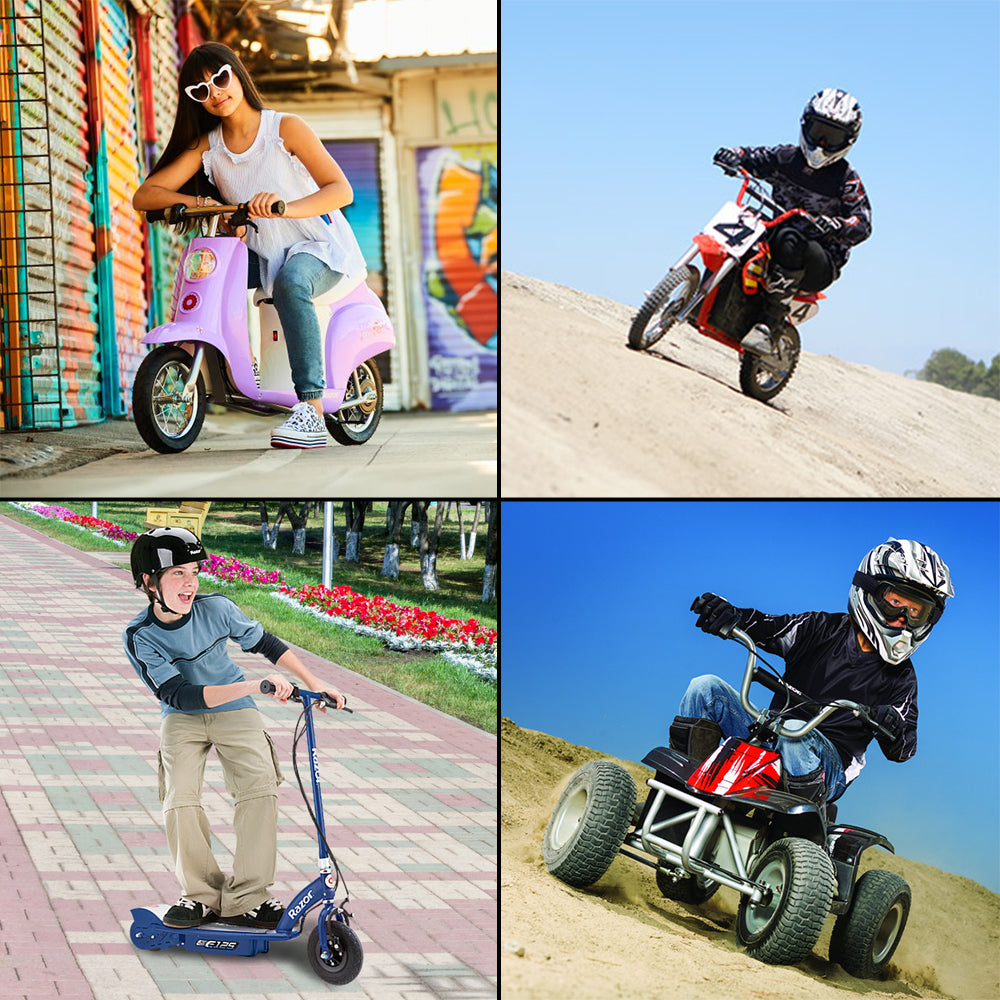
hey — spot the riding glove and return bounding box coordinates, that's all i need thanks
[693,592,742,637]
[713,147,745,170]
[871,704,904,744]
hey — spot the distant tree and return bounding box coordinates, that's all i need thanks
[916,349,1000,399]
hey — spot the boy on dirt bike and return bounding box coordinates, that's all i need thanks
[670,539,952,803]
[714,87,872,355]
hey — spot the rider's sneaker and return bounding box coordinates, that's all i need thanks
[162,897,218,928]
[270,402,327,449]
[740,322,777,356]
[227,897,286,929]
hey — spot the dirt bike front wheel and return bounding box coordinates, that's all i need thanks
[627,265,698,351]
[739,322,800,402]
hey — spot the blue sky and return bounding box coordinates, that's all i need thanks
[503,0,1000,377]
[502,501,1000,893]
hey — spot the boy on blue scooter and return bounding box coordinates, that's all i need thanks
[123,526,347,929]
[133,41,367,450]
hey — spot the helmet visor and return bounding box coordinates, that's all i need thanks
[804,116,852,152]
[854,572,943,629]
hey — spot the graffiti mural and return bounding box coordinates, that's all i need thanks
[417,143,497,410]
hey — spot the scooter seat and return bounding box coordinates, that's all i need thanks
[252,269,369,308]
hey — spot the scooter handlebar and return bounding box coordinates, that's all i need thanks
[145,200,286,224]
[259,679,352,712]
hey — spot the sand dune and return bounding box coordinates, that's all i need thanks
[501,718,1000,1000]
[501,271,1000,497]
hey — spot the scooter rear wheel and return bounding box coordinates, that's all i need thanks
[133,346,206,453]
[325,359,383,445]
[307,917,364,984]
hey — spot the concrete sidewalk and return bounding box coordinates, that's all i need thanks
[0,515,497,1000]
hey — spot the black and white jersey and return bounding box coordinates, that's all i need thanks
[735,607,916,786]
[738,144,872,279]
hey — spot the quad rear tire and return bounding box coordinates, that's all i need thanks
[542,761,636,887]
[627,266,698,351]
[739,321,800,401]
[735,837,834,965]
[829,869,910,979]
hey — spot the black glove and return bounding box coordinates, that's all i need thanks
[713,147,744,172]
[692,592,742,637]
[871,704,903,744]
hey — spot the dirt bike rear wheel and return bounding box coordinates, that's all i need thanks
[542,761,636,888]
[739,322,800,401]
[627,265,698,351]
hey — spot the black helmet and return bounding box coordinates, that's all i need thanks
[130,527,207,590]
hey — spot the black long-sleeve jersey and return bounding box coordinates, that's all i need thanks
[736,145,872,280]
[735,608,916,786]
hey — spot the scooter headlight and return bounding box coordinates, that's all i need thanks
[184,248,217,281]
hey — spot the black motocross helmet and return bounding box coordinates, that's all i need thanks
[130,527,207,613]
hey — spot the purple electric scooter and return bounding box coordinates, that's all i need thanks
[133,201,395,452]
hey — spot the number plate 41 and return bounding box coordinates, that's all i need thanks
[703,201,766,257]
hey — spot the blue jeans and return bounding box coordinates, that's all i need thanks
[678,674,847,802]
[248,250,343,401]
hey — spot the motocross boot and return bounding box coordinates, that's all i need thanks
[669,716,723,764]
[740,262,806,356]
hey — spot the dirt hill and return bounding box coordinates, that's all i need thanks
[501,271,1000,497]
[501,718,1000,1000]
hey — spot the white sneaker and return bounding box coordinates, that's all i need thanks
[270,402,327,449]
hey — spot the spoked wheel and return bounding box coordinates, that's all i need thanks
[132,346,207,452]
[307,916,364,984]
[829,870,911,979]
[735,837,834,965]
[627,266,699,351]
[325,359,383,445]
[739,322,800,401]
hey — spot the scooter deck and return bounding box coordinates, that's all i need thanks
[130,905,301,956]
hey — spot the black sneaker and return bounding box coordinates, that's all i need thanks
[228,897,285,929]
[162,897,218,928]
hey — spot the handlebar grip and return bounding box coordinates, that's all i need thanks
[271,200,285,216]
[690,595,708,613]
[145,209,166,222]
[259,680,276,694]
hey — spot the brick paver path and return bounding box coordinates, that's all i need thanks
[0,513,496,1000]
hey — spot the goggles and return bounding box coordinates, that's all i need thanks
[803,116,852,152]
[185,64,234,103]
[854,572,942,629]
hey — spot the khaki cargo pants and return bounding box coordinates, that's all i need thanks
[158,707,284,918]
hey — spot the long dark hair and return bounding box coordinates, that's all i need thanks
[152,42,265,217]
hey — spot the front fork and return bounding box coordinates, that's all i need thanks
[181,345,205,397]
[666,245,740,325]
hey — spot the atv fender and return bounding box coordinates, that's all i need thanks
[826,825,895,915]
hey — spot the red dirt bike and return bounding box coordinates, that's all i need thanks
[627,164,827,401]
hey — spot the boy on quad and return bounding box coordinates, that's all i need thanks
[671,538,953,804]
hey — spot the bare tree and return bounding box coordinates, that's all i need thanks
[343,501,368,563]
[380,501,411,580]
[259,502,311,553]
[259,502,284,550]
[482,501,498,602]
[413,501,446,590]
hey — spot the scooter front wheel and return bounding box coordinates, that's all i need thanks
[326,359,383,445]
[133,346,206,453]
[307,917,364,984]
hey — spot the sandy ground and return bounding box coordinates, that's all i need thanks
[501,271,1000,497]
[501,719,1000,1000]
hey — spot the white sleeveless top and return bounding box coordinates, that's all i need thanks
[202,109,366,295]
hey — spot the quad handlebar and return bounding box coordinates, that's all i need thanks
[690,596,896,741]
[259,679,353,712]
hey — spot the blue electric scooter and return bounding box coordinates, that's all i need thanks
[130,682,363,984]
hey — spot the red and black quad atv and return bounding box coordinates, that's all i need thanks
[542,597,911,978]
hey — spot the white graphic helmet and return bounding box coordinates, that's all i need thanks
[800,88,862,169]
[848,538,954,665]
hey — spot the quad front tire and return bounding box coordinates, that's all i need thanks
[829,869,910,979]
[542,761,636,887]
[735,837,835,965]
